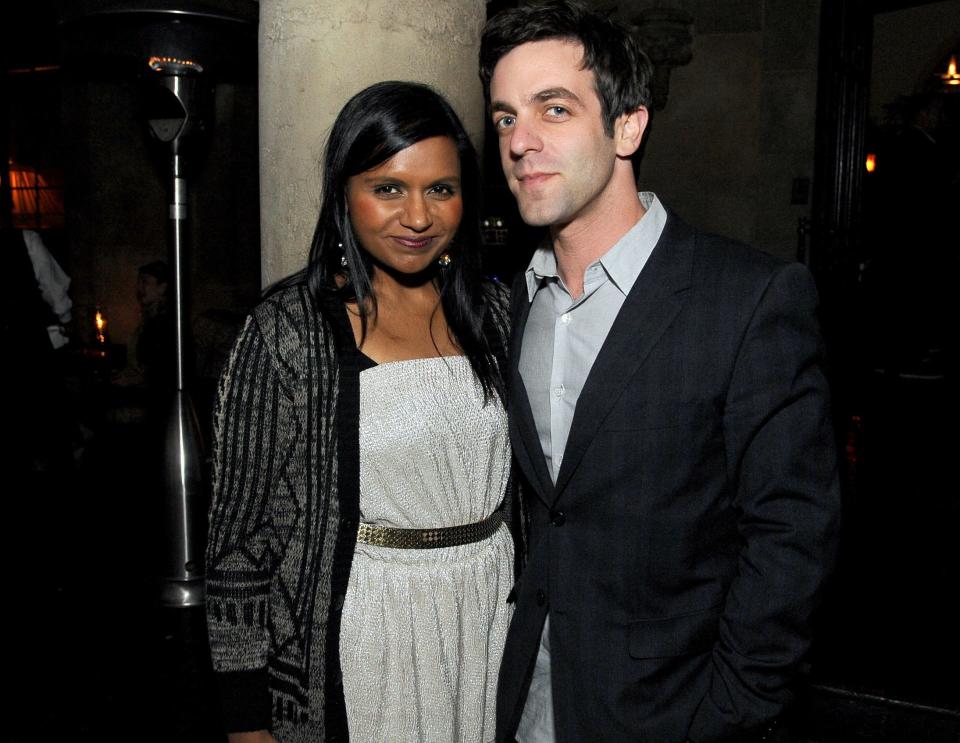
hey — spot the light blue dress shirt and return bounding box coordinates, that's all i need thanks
[516,192,667,742]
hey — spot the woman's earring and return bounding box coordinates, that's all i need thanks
[438,253,452,268]
[339,243,348,267]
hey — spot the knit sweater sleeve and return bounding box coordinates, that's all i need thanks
[205,311,288,733]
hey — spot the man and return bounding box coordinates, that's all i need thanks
[115,260,173,389]
[479,2,841,742]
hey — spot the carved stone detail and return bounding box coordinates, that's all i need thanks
[630,6,694,110]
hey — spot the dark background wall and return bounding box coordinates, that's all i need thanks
[871,0,960,121]
[61,77,261,347]
[636,0,821,262]
[4,2,261,349]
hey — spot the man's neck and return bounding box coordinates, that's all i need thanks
[550,184,645,299]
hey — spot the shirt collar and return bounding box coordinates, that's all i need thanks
[524,192,667,302]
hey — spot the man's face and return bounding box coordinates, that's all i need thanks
[489,39,619,229]
[137,274,167,308]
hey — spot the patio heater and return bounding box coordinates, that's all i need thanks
[61,1,257,608]
[147,48,207,608]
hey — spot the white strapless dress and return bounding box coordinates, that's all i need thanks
[340,356,513,743]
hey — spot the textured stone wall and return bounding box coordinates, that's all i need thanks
[258,0,486,286]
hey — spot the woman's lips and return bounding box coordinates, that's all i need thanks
[392,236,434,249]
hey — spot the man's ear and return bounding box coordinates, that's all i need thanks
[615,106,648,158]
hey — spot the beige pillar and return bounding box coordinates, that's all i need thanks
[258,0,486,286]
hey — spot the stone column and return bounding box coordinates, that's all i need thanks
[258,0,486,286]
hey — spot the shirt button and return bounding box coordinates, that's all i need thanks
[554,384,565,398]
[560,313,571,324]
[536,589,546,606]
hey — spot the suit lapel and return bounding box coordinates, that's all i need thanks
[552,211,695,500]
[508,273,556,508]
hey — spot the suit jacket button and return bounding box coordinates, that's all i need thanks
[536,589,546,606]
[550,510,565,526]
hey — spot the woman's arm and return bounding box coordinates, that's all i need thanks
[206,314,288,733]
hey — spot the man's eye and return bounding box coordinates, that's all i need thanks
[546,106,568,118]
[494,115,515,130]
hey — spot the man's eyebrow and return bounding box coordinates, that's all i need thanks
[531,87,582,105]
[489,87,584,115]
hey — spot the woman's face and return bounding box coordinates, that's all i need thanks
[346,135,463,279]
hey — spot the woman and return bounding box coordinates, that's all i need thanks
[206,81,521,743]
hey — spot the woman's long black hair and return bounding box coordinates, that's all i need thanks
[297,80,503,402]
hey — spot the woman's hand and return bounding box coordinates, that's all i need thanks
[227,731,279,743]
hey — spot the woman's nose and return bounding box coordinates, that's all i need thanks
[400,195,432,231]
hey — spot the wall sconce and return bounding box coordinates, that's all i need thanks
[865,153,877,173]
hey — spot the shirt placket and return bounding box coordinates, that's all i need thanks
[549,288,571,483]
[548,265,606,483]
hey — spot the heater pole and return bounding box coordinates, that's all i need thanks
[151,68,206,608]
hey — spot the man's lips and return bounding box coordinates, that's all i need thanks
[516,172,556,187]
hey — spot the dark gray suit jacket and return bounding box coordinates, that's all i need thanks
[497,210,841,743]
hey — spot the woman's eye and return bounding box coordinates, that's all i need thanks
[429,184,456,197]
[373,185,400,195]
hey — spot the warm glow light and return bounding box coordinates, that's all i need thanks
[7,163,64,229]
[941,55,960,87]
[865,153,877,173]
[148,56,203,73]
[6,64,60,75]
[95,310,108,345]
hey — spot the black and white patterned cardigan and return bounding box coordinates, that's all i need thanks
[205,280,518,742]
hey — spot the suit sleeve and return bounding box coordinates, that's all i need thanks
[687,262,841,742]
[205,314,286,733]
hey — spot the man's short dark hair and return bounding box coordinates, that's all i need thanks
[139,260,170,285]
[479,0,653,137]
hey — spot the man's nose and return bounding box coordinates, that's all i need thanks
[508,119,543,158]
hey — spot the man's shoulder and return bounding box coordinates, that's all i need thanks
[689,224,784,270]
[684,223,801,290]
[657,209,813,309]
[658,205,781,271]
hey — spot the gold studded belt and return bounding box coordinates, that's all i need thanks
[356,510,504,549]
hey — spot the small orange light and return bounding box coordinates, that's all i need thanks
[147,56,204,74]
[95,310,108,345]
[865,153,876,173]
[941,55,959,86]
